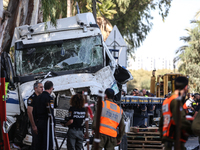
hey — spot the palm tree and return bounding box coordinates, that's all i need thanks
[86,0,117,40]
[195,9,200,20]
[175,22,200,92]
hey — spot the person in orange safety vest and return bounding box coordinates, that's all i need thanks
[92,88,125,150]
[159,76,193,150]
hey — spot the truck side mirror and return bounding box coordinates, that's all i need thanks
[114,65,133,84]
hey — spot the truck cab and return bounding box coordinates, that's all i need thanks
[2,12,132,147]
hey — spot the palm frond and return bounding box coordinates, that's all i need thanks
[195,10,200,20]
[175,45,188,54]
[180,36,191,42]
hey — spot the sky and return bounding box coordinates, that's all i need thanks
[134,0,200,60]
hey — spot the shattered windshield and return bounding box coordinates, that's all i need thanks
[15,35,103,76]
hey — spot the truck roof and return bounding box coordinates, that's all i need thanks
[11,12,99,47]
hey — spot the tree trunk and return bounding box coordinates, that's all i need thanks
[17,0,41,27]
[17,0,29,26]
[67,0,71,17]
[30,0,40,25]
[97,17,113,41]
[25,0,40,25]
[1,0,42,53]
[37,0,43,23]
[0,0,3,24]
[0,11,10,53]
[1,0,20,53]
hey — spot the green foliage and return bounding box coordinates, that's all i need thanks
[41,0,67,28]
[111,0,172,54]
[86,0,117,19]
[41,0,172,52]
[127,69,174,93]
[176,21,200,93]
[115,0,131,14]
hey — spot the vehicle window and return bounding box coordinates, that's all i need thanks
[15,35,103,76]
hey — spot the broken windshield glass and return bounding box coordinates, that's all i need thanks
[15,35,103,76]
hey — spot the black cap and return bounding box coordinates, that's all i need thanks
[133,89,138,92]
[105,88,114,99]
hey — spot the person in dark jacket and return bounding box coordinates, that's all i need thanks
[35,81,54,150]
[27,81,43,150]
[65,93,86,150]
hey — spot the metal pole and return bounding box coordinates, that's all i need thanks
[47,117,50,150]
[76,1,80,14]
[84,91,89,150]
[94,91,103,149]
[114,30,116,50]
[175,93,181,150]
[47,103,59,150]
[92,0,96,22]
[51,115,55,150]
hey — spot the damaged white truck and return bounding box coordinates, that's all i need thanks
[2,12,132,148]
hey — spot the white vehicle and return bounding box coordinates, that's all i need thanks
[2,12,132,147]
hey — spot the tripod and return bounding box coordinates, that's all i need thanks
[59,131,67,150]
[59,129,85,150]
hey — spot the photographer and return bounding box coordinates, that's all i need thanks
[64,93,86,150]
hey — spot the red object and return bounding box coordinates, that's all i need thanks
[186,115,194,121]
[186,117,194,121]
[0,78,10,150]
[88,107,93,120]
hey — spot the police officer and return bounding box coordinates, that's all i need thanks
[64,93,85,150]
[27,81,43,150]
[159,76,193,150]
[35,81,54,150]
[92,88,125,150]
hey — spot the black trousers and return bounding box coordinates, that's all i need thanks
[36,119,53,150]
[31,127,38,150]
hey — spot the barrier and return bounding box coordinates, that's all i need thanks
[121,96,164,105]
[121,96,164,127]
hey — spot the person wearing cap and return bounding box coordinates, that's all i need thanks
[91,88,125,150]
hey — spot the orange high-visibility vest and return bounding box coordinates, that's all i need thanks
[183,103,188,114]
[162,94,187,143]
[183,103,187,110]
[99,100,123,137]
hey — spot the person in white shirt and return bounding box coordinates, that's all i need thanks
[185,93,195,115]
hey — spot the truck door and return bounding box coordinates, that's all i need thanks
[1,52,21,116]
[1,52,15,90]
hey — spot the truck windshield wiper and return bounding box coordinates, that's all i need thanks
[34,71,58,80]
